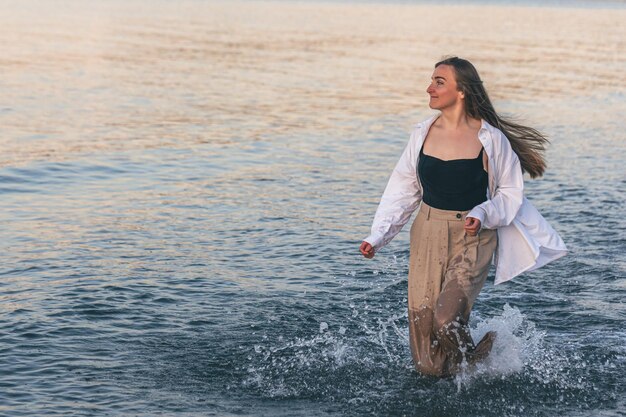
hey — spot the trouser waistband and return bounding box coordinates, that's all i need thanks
[419,202,470,221]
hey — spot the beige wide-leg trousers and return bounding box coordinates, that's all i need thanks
[408,202,497,377]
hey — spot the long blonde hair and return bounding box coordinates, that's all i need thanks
[436,56,548,178]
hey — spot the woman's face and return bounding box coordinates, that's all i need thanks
[426,64,464,110]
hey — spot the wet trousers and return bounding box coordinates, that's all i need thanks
[408,202,497,377]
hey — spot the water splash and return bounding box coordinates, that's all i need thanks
[470,303,544,376]
[242,320,357,396]
[453,303,591,396]
[243,301,596,401]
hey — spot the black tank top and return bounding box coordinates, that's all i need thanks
[417,145,488,211]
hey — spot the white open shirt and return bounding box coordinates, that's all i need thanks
[364,115,567,285]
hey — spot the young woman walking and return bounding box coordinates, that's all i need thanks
[359,57,567,377]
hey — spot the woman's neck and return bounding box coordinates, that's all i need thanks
[437,107,480,130]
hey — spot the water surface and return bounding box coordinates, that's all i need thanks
[1,1,625,416]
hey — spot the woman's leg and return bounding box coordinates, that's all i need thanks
[432,280,479,374]
[431,228,497,374]
[407,205,449,376]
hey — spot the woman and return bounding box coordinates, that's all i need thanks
[359,57,567,377]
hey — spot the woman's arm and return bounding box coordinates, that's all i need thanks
[467,130,524,229]
[363,130,423,251]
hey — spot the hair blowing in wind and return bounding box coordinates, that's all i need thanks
[436,56,549,178]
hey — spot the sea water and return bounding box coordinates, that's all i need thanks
[0,1,624,416]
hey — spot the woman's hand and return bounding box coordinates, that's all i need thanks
[359,241,375,258]
[464,216,481,236]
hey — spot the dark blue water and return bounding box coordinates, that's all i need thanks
[1,1,625,416]
[2,98,624,416]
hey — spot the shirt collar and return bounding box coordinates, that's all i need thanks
[479,118,490,133]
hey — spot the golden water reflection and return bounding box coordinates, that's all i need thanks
[1,0,625,167]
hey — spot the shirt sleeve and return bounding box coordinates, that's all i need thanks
[363,130,423,250]
[467,130,524,229]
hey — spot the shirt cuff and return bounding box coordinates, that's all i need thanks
[467,207,486,228]
[363,233,384,250]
